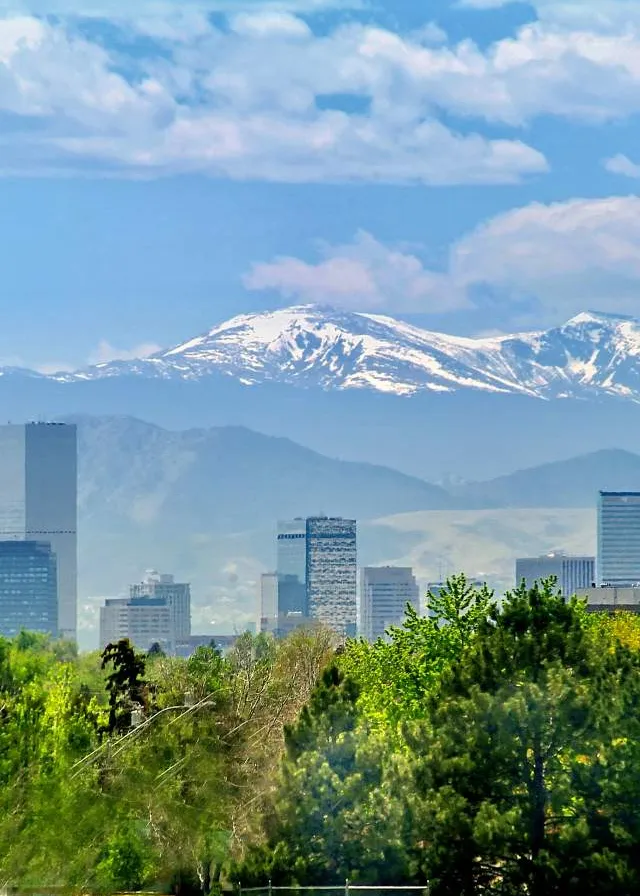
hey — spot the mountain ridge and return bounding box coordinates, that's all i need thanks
[38,305,640,403]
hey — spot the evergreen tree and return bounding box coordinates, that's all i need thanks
[409,581,640,896]
[101,639,148,734]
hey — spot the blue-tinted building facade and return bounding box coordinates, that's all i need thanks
[0,540,58,637]
[276,519,307,616]
[0,423,77,640]
[598,491,640,586]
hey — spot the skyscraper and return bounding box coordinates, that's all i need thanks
[515,551,595,597]
[0,423,77,640]
[0,541,58,638]
[306,516,357,635]
[598,492,640,586]
[359,566,419,642]
[276,519,307,615]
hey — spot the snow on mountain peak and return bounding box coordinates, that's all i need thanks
[53,305,640,402]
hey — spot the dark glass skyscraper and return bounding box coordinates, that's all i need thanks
[0,541,58,637]
[306,516,357,635]
[598,491,640,586]
[0,424,77,639]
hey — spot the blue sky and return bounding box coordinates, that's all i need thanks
[1,0,640,369]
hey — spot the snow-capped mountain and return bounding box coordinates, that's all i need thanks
[58,306,640,402]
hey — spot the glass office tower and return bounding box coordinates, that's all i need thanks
[277,519,307,615]
[598,491,640,586]
[306,516,357,635]
[0,541,58,637]
[0,423,77,639]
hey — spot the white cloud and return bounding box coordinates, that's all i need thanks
[87,340,162,364]
[229,11,312,38]
[2,7,640,180]
[246,197,640,320]
[605,154,640,179]
[0,15,550,184]
[449,196,640,319]
[244,230,468,311]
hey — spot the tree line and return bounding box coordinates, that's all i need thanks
[2,578,640,894]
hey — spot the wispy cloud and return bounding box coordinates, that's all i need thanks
[87,340,162,364]
[604,154,640,179]
[245,230,468,312]
[246,197,640,323]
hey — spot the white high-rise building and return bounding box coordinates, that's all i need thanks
[359,566,419,642]
[0,423,77,640]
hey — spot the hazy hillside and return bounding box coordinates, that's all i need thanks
[73,414,452,531]
[455,449,640,508]
[361,507,595,596]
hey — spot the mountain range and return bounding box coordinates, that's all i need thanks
[4,306,640,480]
[44,306,640,401]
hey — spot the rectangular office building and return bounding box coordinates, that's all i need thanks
[129,571,191,641]
[277,519,307,616]
[359,566,419,642]
[598,492,640,586]
[100,597,173,652]
[306,517,357,635]
[515,551,595,598]
[0,423,77,640]
[0,541,58,638]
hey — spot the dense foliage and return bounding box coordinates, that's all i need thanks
[3,579,640,895]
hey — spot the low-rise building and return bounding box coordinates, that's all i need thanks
[576,585,640,614]
[100,596,172,651]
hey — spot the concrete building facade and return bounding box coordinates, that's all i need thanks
[129,571,191,641]
[100,596,173,652]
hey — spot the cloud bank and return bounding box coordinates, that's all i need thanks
[246,197,640,324]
